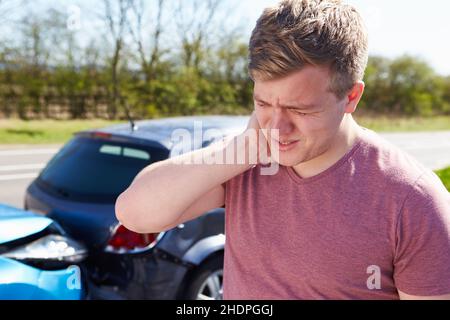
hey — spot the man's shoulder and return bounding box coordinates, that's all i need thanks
[353,129,449,217]
[356,128,431,186]
[404,169,449,209]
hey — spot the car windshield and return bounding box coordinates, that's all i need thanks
[37,136,169,203]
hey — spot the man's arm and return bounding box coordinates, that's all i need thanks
[393,171,450,299]
[115,113,262,233]
[115,136,250,233]
[398,290,450,300]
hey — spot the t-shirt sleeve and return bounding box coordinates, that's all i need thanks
[393,171,450,296]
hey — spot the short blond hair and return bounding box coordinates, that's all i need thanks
[249,0,368,99]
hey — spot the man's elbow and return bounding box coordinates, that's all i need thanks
[115,191,170,234]
[115,191,149,233]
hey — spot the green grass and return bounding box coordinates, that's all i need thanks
[435,167,450,192]
[0,119,121,144]
[354,115,450,132]
[0,115,449,144]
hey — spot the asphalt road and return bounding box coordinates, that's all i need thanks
[0,145,61,209]
[0,131,449,209]
[380,131,450,171]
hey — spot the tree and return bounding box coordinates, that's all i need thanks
[101,0,132,119]
[174,0,221,73]
[388,56,436,115]
[127,0,165,85]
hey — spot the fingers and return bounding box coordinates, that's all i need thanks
[247,111,260,131]
[246,112,276,166]
[258,128,272,165]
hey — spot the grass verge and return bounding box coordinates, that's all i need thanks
[435,166,450,192]
[354,115,450,132]
[0,115,449,144]
[0,119,121,144]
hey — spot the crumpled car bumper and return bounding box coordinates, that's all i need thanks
[0,257,84,300]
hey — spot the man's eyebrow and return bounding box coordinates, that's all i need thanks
[253,95,316,110]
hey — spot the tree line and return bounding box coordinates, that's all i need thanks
[0,0,448,120]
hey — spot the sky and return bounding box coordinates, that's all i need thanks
[237,0,450,76]
[6,0,450,76]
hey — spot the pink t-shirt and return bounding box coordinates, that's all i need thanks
[223,127,450,299]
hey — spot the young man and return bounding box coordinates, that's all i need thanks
[115,0,450,299]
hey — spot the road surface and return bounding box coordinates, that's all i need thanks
[0,145,61,209]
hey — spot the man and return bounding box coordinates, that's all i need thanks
[115,0,450,299]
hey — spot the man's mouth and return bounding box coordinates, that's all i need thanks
[271,139,300,151]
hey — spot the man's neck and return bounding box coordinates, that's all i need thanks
[292,116,361,179]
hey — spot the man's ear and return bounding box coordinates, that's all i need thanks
[344,81,365,114]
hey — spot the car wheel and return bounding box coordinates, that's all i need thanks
[184,254,223,300]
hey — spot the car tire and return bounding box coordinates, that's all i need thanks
[183,253,224,300]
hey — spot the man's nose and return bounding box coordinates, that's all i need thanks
[270,107,294,136]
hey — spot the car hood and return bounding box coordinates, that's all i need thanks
[0,203,53,245]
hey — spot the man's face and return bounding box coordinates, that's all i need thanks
[253,65,348,167]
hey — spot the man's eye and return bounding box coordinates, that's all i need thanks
[257,103,268,108]
[290,109,307,116]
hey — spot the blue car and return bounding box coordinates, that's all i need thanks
[0,203,87,300]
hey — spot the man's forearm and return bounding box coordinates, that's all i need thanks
[115,133,254,232]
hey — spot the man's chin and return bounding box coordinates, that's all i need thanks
[270,154,305,168]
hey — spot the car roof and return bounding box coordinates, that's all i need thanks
[80,115,250,149]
